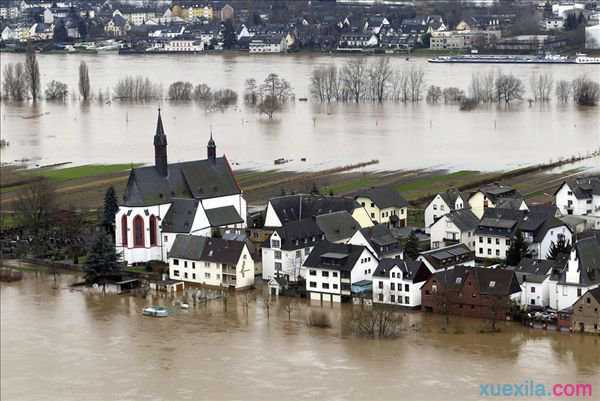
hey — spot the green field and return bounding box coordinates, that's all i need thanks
[32,164,141,182]
[396,171,481,200]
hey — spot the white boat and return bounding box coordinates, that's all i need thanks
[574,53,600,64]
[179,302,190,309]
[142,306,169,317]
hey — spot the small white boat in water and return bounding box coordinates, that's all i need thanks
[179,303,190,309]
[142,306,169,317]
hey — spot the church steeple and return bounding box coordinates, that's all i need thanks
[154,108,168,177]
[207,130,216,163]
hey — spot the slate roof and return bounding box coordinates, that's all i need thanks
[122,156,240,207]
[440,209,479,232]
[473,268,521,296]
[303,241,367,272]
[272,218,324,251]
[439,189,467,210]
[315,211,360,243]
[373,258,426,283]
[419,243,475,271]
[506,258,557,284]
[495,197,525,210]
[354,187,408,209]
[161,198,199,233]
[268,194,359,225]
[555,177,600,200]
[205,206,243,227]
[168,235,245,264]
[476,208,520,237]
[586,287,600,303]
[429,265,472,290]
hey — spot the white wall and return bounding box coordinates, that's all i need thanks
[261,231,313,281]
[476,233,510,260]
[424,194,450,232]
[372,265,426,307]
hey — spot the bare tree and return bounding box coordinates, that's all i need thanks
[257,73,292,119]
[408,66,425,102]
[168,81,193,101]
[263,297,272,320]
[368,57,393,103]
[309,67,327,102]
[442,87,465,103]
[282,298,296,320]
[341,58,367,103]
[2,63,28,101]
[495,73,524,104]
[351,308,403,338]
[555,80,571,103]
[426,85,442,104]
[193,83,212,102]
[306,309,331,328]
[529,72,553,102]
[212,88,238,107]
[244,78,258,104]
[45,80,68,101]
[78,61,91,101]
[572,75,600,106]
[25,42,40,102]
[324,66,340,103]
[114,76,162,101]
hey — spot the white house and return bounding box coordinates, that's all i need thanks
[167,235,254,290]
[115,111,246,265]
[507,258,559,308]
[372,259,432,308]
[353,187,409,227]
[304,241,378,304]
[347,224,403,260]
[429,209,479,250]
[417,243,475,273]
[261,218,324,282]
[554,178,600,230]
[424,189,468,232]
[149,37,204,52]
[338,33,378,49]
[549,234,600,311]
[586,24,600,50]
[249,34,287,53]
[264,194,372,229]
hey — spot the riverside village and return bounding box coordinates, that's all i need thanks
[3,108,598,336]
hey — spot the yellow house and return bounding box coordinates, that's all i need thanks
[186,4,214,20]
[354,187,409,227]
[455,20,472,31]
[468,183,523,219]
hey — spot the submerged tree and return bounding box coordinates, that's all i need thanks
[572,75,600,106]
[25,42,41,102]
[495,73,524,104]
[79,61,91,101]
[45,80,68,101]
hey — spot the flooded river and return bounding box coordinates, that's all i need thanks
[1,272,599,401]
[0,53,598,172]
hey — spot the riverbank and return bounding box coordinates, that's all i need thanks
[1,153,597,229]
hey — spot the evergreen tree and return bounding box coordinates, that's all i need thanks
[404,231,419,260]
[84,231,121,283]
[547,237,571,260]
[506,230,528,266]
[103,186,119,227]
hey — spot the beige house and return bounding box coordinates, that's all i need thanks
[354,187,408,227]
[468,183,524,219]
[570,288,600,334]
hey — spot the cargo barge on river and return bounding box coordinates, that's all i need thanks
[428,53,600,64]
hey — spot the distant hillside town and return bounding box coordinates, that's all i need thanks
[1,0,599,54]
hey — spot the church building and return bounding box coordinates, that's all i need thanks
[115,110,247,265]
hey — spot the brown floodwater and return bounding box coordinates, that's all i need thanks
[0,53,598,172]
[1,271,599,401]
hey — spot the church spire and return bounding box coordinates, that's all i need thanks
[154,108,168,177]
[207,128,216,163]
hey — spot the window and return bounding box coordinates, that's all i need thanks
[274,250,282,259]
[405,296,409,304]
[479,237,483,243]
[495,238,500,245]
[378,293,383,302]
[332,272,338,277]
[371,202,375,208]
[577,288,582,297]
[479,248,483,254]
[495,250,500,257]
[192,273,196,279]
[275,262,282,271]
[271,239,280,248]
[173,270,180,277]
[322,283,329,289]
[192,262,195,269]
[390,295,395,303]
[405,284,409,292]
[390,283,395,290]
[133,215,145,247]
[205,262,210,267]
[205,273,210,279]
[310,281,317,288]
[378,281,383,289]
[371,213,375,218]
[310,270,316,276]
[305,247,311,254]
[184,272,188,279]
[295,250,301,258]
[506,239,511,246]
[173,259,179,266]
[487,238,491,244]
[586,297,591,304]
[333,284,338,290]
[149,215,158,246]
[531,287,535,293]
[322,271,329,277]
[391,272,396,278]
[121,215,128,246]
[184,261,188,268]
[164,235,168,242]
[487,249,492,255]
